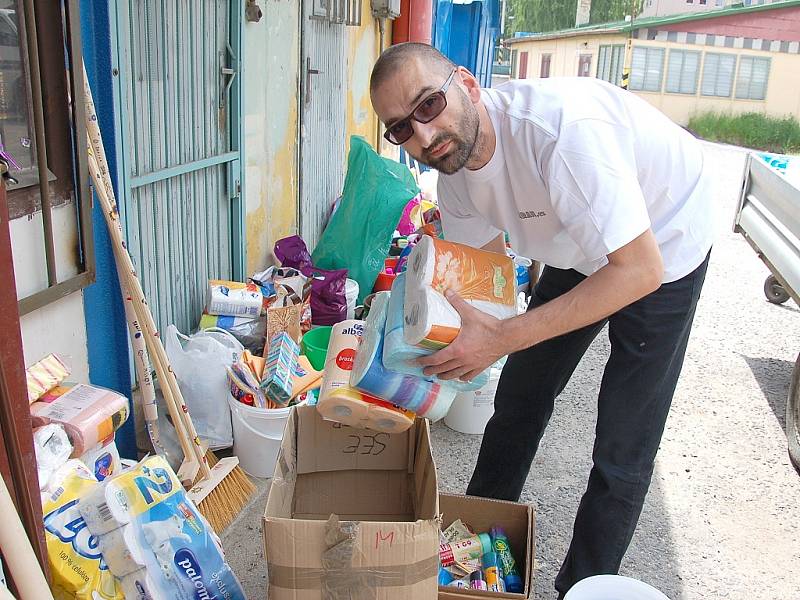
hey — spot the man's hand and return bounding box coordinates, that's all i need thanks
[417,290,507,382]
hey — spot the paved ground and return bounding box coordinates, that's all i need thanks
[222,142,800,599]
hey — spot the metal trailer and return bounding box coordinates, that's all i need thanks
[734,153,800,469]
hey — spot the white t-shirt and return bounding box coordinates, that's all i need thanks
[437,78,714,283]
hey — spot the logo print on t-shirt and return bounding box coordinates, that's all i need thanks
[519,211,547,219]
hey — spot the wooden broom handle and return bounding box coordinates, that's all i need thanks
[0,476,54,600]
[82,67,210,480]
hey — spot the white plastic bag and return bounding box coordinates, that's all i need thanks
[164,325,243,449]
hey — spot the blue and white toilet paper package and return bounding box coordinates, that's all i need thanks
[382,273,488,391]
[79,455,246,600]
[351,292,456,421]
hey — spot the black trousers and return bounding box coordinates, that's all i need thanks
[466,253,710,597]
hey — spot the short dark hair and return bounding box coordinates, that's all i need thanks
[370,43,456,93]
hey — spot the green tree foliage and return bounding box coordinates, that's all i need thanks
[504,0,641,37]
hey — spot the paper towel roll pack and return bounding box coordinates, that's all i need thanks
[404,236,517,348]
[79,455,246,600]
[351,292,456,421]
[384,274,487,391]
[30,383,129,456]
[317,319,415,433]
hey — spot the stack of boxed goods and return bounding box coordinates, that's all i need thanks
[27,354,127,486]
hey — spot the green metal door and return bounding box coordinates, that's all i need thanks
[111,0,243,335]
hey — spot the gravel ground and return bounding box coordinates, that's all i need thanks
[223,142,800,599]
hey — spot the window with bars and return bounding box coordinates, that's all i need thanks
[629,46,665,92]
[666,49,700,94]
[735,56,770,100]
[597,44,625,86]
[701,52,736,97]
[0,0,92,314]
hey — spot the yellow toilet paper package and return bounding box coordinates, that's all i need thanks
[41,460,124,600]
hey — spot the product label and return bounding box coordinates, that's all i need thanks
[492,266,507,299]
[335,348,356,371]
[37,384,106,421]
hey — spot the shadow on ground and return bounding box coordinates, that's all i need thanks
[742,355,793,433]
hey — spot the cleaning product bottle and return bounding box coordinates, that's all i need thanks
[491,526,523,593]
[439,532,492,567]
[482,551,506,592]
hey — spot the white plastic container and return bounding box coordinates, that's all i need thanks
[444,364,503,435]
[345,278,359,319]
[564,575,670,600]
[228,396,291,478]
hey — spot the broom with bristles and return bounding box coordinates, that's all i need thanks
[83,66,254,532]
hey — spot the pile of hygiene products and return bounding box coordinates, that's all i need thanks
[314,236,518,433]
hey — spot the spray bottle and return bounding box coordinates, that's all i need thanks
[491,526,523,593]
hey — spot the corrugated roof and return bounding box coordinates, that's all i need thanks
[504,0,800,45]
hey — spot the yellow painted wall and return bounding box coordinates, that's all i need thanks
[242,1,301,276]
[510,34,800,125]
[346,7,386,155]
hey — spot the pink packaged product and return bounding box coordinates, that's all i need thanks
[30,383,129,457]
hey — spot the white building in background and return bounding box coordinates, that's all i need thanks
[640,0,782,18]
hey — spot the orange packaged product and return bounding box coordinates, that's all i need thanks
[403,236,517,349]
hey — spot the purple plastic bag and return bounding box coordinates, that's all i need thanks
[311,268,348,326]
[274,235,314,277]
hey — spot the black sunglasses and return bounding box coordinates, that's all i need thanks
[383,68,457,146]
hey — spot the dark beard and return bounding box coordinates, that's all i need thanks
[413,91,480,175]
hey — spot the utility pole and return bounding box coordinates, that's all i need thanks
[621,0,636,89]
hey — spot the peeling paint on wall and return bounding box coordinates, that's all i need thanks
[243,0,301,275]
[243,0,387,274]
[347,5,383,151]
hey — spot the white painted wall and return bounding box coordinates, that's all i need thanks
[9,202,89,380]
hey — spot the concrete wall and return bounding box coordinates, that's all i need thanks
[10,204,90,381]
[509,33,800,125]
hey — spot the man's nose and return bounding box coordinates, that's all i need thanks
[413,120,437,148]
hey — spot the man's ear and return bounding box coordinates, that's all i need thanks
[456,67,481,103]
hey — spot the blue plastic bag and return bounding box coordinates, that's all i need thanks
[311,136,419,303]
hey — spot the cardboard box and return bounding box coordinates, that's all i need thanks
[263,405,440,599]
[438,494,535,600]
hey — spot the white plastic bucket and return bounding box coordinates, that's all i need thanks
[444,365,503,434]
[345,278,359,319]
[228,396,291,478]
[564,575,670,600]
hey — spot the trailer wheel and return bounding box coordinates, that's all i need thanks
[764,275,790,304]
[788,354,800,471]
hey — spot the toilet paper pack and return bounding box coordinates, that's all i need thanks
[404,236,517,348]
[79,456,246,600]
[351,292,456,421]
[383,274,488,391]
